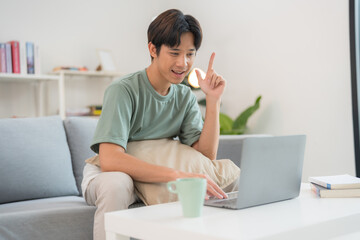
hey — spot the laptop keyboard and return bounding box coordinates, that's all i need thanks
[211,198,238,206]
[205,191,238,207]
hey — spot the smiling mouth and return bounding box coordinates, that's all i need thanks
[172,70,186,76]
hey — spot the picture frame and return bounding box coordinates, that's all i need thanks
[97,49,117,72]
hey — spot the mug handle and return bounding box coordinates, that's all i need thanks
[167,181,178,194]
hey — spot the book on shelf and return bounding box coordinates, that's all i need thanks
[89,105,102,116]
[0,40,41,75]
[5,43,12,73]
[26,42,35,74]
[0,43,6,73]
[9,41,20,74]
[19,41,27,74]
[34,43,41,75]
[65,106,102,117]
[310,182,360,198]
[308,174,360,190]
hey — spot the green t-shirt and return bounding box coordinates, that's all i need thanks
[90,69,203,153]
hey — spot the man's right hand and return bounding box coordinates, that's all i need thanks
[175,171,228,200]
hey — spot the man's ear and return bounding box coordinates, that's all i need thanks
[148,42,157,59]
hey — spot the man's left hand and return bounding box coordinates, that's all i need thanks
[195,52,226,102]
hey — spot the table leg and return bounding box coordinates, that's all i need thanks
[106,231,130,240]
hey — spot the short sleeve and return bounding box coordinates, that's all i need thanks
[179,94,203,146]
[90,84,133,153]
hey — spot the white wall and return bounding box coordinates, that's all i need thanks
[0,0,355,180]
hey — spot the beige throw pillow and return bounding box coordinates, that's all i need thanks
[85,139,240,205]
[126,139,240,205]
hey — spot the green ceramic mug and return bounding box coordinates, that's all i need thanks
[167,178,207,218]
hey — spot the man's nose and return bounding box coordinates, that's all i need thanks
[176,55,187,68]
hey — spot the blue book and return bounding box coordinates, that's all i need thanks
[26,42,34,74]
[309,174,360,189]
[5,43,12,73]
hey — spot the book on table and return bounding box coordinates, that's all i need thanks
[310,182,360,198]
[308,174,360,190]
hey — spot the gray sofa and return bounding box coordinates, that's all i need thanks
[0,115,252,240]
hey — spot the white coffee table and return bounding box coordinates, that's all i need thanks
[105,184,360,240]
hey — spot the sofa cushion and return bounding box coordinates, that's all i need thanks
[63,117,98,195]
[0,196,95,240]
[0,116,79,204]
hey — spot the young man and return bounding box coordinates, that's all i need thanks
[82,9,230,240]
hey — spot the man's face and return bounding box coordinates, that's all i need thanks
[152,32,196,85]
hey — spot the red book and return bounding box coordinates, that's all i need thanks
[9,41,20,74]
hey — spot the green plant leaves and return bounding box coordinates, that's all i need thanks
[219,95,262,135]
[233,96,261,130]
[220,129,245,135]
[220,113,233,132]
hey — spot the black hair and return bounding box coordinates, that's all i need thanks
[147,9,202,59]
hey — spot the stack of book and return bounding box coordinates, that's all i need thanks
[65,105,102,117]
[89,105,102,116]
[309,174,360,198]
[0,41,41,74]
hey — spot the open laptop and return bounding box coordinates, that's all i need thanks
[205,135,306,210]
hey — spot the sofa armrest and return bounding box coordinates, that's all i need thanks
[217,134,272,167]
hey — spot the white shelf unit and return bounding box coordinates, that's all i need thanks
[50,70,123,118]
[0,71,123,119]
[0,73,59,82]
[0,73,61,118]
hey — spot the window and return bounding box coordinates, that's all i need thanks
[350,0,360,177]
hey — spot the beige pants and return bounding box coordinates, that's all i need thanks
[83,163,239,240]
[83,164,138,240]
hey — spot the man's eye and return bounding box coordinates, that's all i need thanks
[170,52,179,56]
[187,53,194,57]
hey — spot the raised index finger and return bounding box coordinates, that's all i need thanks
[207,52,216,74]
